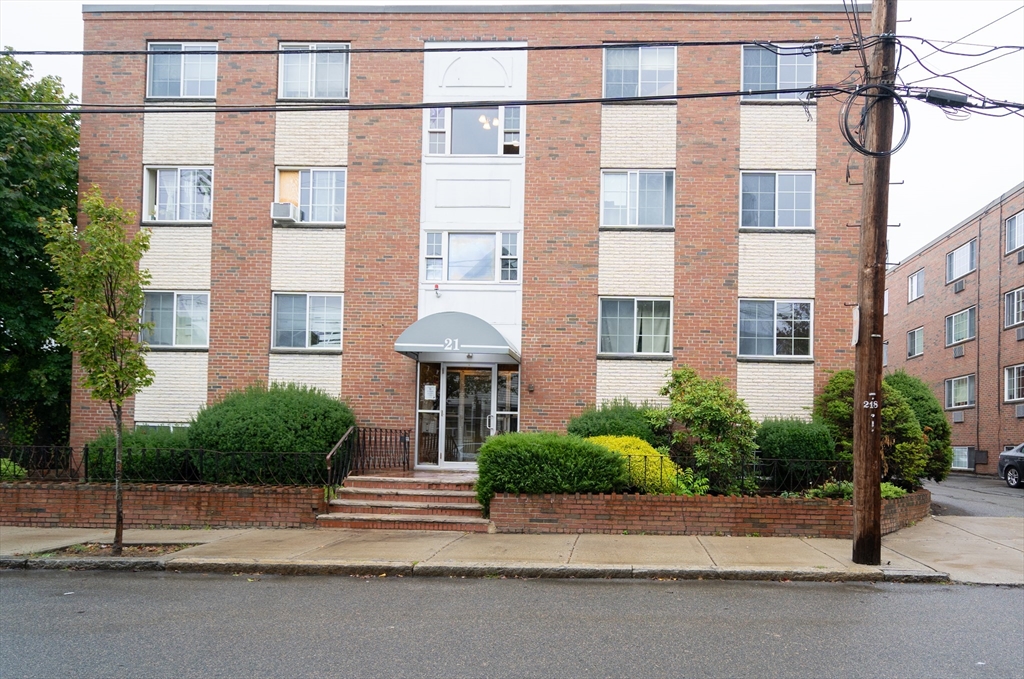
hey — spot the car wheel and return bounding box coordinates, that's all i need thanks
[1007,466,1023,489]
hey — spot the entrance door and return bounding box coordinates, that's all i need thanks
[443,366,493,464]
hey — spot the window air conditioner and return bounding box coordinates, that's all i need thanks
[271,202,300,224]
[1018,249,1024,264]
[952,410,964,423]
[952,345,965,358]
[1016,403,1024,419]
[953,279,965,293]
[1017,326,1024,342]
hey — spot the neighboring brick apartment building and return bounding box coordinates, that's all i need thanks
[74,2,866,469]
[883,182,1024,475]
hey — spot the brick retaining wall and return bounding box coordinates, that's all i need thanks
[0,482,325,529]
[490,489,931,538]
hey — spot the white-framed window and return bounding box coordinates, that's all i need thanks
[1006,364,1024,402]
[276,168,346,223]
[603,45,676,98]
[135,422,188,433]
[601,170,674,227]
[1006,287,1024,328]
[945,239,977,283]
[142,291,209,348]
[945,374,976,409]
[945,306,976,346]
[740,172,814,228]
[884,289,889,315]
[272,293,342,349]
[741,45,815,100]
[144,167,213,222]
[951,445,970,470]
[882,341,889,367]
[279,43,349,99]
[1006,211,1023,254]
[599,298,672,355]
[907,326,923,358]
[423,231,520,283]
[147,42,217,98]
[424,106,522,156]
[908,269,924,302]
[738,299,812,357]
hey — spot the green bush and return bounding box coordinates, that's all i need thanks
[567,399,668,448]
[755,417,837,492]
[475,433,628,514]
[0,458,28,480]
[805,480,853,500]
[661,366,758,494]
[880,481,907,499]
[84,428,192,482]
[813,370,930,487]
[883,370,953,482]
[587,435,683,494]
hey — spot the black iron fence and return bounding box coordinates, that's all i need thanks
[0,445,81,480]
[350,427,411,475]
[624,454,853,495]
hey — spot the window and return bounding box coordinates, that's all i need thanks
[142,292,209,347]
[1006,364,1024,402]
[279,43,349,99]
[738,299,812,357]
[425,106,522,156]
[945,374,976,409]
[884,289,889,315]
[907,327,923,358]
[882,341,889,367]
[603,46,675,98]
[908,269,924,302]
[1006,287,1024,328]
[945,239,976,283]
[742,45,815,100]
[423,232,520,283]
[277,169,346,223]
[148,43,217,98]
[1007,211,1023,254]
[599,298,671,355]
[945,307,976,346]
[272,293,342,349]
[741,172,814,228]
[951,446,970,470]
[601,170,674,227]
[145,167,212,222]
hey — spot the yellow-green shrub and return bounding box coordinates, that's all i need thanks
[588,435,679,494]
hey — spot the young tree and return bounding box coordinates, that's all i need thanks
[39,188,152,555]
[0,53,79,446]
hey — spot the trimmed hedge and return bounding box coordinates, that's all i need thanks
[85,428,192,482]
[567,399,664,447]
[756,418,836,491]
[587,435,679,494]
[884,370,953,482]
[475,433,628,514]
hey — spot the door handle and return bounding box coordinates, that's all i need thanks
[486,414,495,433]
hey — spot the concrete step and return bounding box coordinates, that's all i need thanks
[328,499,484,518]
[343,476,476,492]
[337,487,479,504]
[316,513,493,532]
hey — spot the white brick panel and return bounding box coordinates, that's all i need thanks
[599,232,675,296]
[269,354,343,398]
[736,362,815,421]
[275,111,349,166]
[738,232,815,298]
[142,112,215,164]
[601,105,676,168]
[271,228,345,292]
[739,105,816,170]
[141,227,211,289]
[134,352,208,423]
[595,360,671,406]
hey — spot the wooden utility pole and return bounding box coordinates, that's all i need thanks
[852,0,899,565]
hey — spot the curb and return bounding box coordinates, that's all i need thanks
[1,556,953,583]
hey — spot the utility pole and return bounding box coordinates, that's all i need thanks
[852,0,898,565]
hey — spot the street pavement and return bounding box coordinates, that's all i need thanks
[926,473,1024,517]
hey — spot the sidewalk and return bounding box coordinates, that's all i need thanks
[2,516,1021,585]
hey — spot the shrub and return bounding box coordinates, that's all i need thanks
[880,481,907,499]
[883,370,953,483]
[475,432,628,514]
[673,466,711,497]
[0,458,28,481]
[805,480,853,500]
[755,417,837,492]
[84,428,192,482]
[587,435,681,494]
[567,399,667,448]
[660,366,758,494]
[814,370,930,487]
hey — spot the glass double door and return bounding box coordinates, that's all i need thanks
[416,363,518,468]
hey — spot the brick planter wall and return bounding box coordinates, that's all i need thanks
[0,482,326,529]
[490,489,931,538]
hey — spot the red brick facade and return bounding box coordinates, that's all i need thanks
[883,183,1024,474]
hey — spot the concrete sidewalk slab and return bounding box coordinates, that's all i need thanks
[0,527,111,556]
[932,516,1024,551]
[569,534,714,567]
[698,536,845,569]
[301,530,462,562]
[428,533,577,564]
[799,538,935,573]
[173,529,344,560]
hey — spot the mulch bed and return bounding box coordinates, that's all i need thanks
[38,543,194,558]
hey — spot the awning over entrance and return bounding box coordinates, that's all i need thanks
[394,312,520,364]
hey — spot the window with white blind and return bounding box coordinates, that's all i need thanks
[907,327,923,358]
[1006,211,1023,254]
[945,307,976,346]
[1006,287,1024,328]
[945,239,976,283]
[1006,364,1024,402]
[599,298,672,355]
[945,374,976,409]
[908,269,923,302]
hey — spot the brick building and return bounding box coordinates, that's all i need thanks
[74,2,867,469]
[883,182,1024,475]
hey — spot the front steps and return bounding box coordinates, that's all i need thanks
[317,474,492,532]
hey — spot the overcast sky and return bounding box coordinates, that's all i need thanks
[1,0,1021,261]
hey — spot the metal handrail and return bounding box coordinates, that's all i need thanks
[326,426,356,488]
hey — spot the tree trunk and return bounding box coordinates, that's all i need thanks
[113,403,124,556]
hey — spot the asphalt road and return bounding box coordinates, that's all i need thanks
[926,474,1024,517]
[1,571,1021,679]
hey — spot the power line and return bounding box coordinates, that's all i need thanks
[904,49,1022,88]
[899,4,1024,72]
